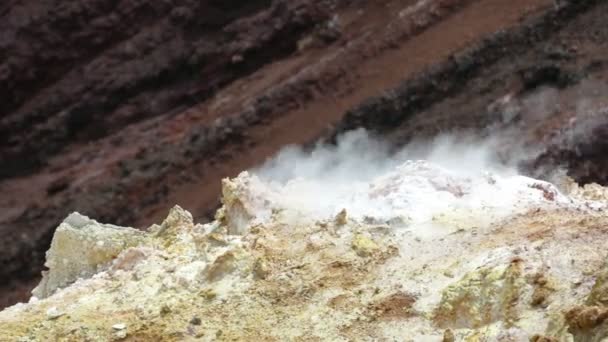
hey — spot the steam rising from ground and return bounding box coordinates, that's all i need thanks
[254,129,516,185]
[231,79,608,237]
[235,130,567,235]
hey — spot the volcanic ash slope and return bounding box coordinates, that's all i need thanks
[3,161,608,341]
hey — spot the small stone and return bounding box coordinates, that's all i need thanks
[443,329,455,342]
[160,304,172,316]
[531,288,550,307]
[199,288,217,301]
[208,233,228,246]
[352,234,379,257]
[157,205,194,235]
[205,251,236,281]
[335,209,348,226]
[253,258,270,280]
[190,317,202,325]
[112,323,126,330]
[46,307,64,320]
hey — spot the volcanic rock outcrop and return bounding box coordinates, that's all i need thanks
[2,160,608,340]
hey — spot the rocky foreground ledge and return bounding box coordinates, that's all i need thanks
[3,161,608,341]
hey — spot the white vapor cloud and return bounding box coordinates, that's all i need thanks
[253,128,518,186]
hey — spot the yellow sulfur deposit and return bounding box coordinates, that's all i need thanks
[3,161,608,341]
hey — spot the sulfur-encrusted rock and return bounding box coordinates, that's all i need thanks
[351,234,379,257]
[556,262,608,341]
[2,161,608,340]
[32,212,146,299]
[434,259,525,329]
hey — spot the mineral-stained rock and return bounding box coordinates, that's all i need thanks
[559,263,608,341]
[3,160,608,340]
[351,234,379,257]
[434,258,529,330]
[32,212,146,299]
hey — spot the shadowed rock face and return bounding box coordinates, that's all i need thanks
[531,120,608,185]
[0,0,332,178]
[2,0,608,310]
